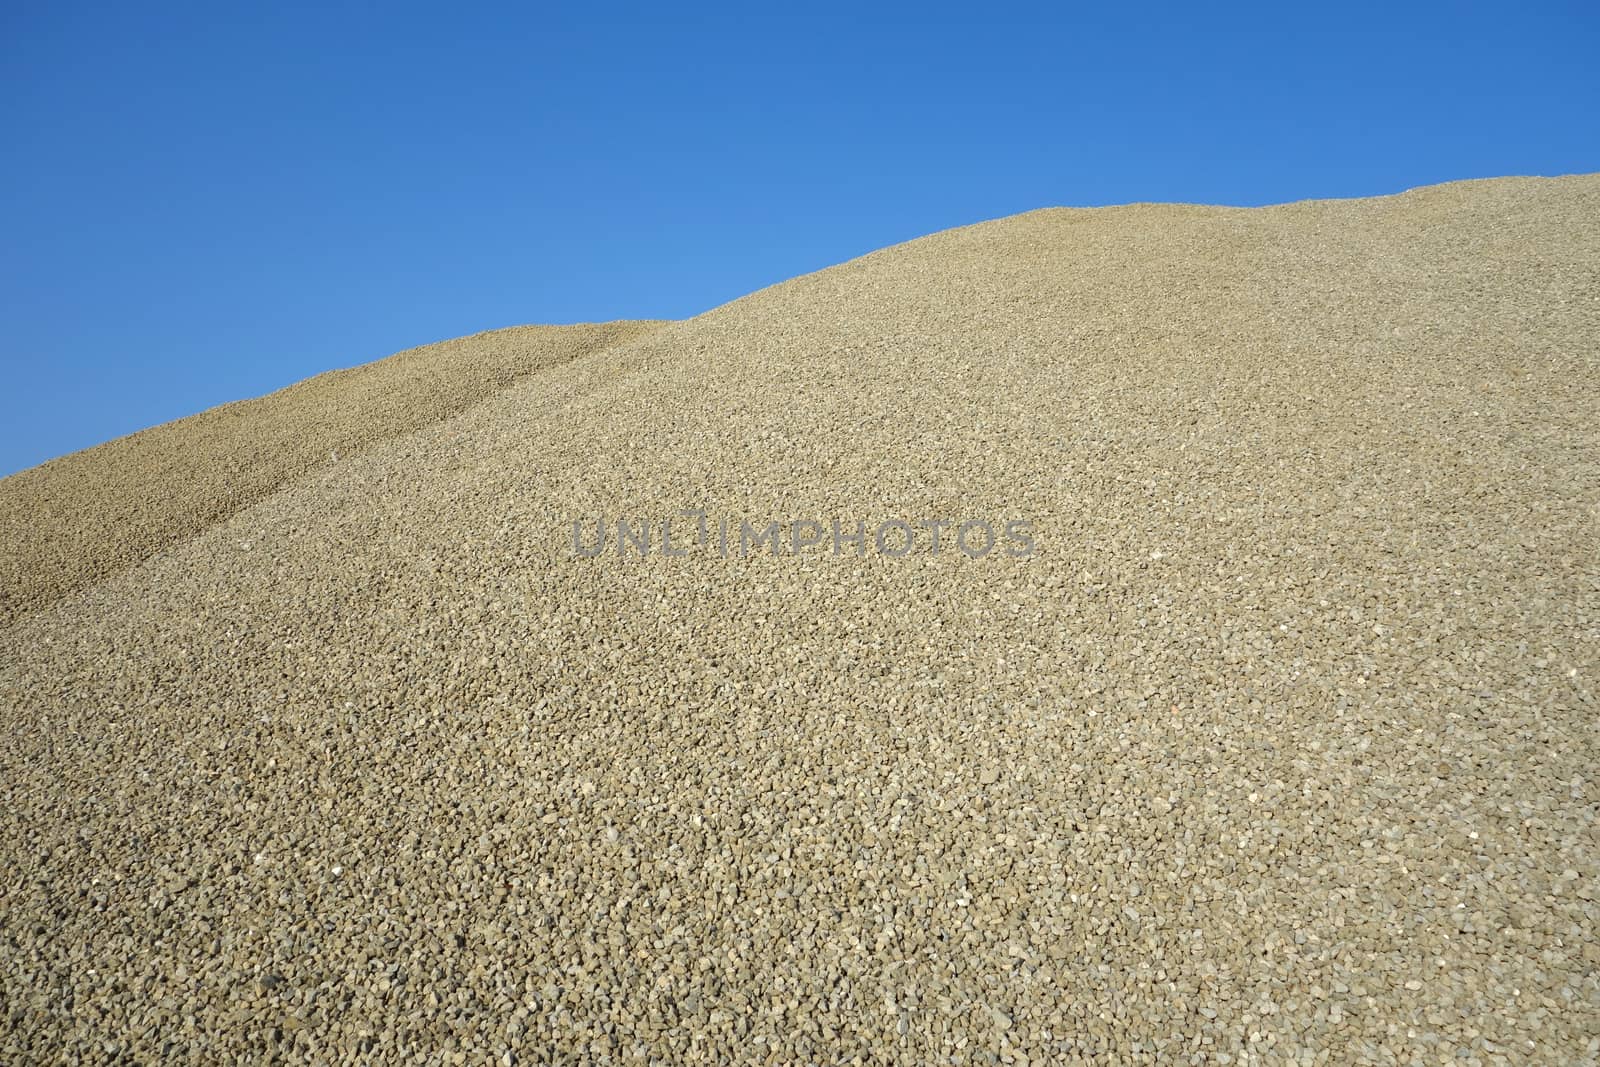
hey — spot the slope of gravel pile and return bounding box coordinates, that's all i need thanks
[2,176,1597,1064]
[0,320,663,627]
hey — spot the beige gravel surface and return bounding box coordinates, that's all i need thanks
[2,175,1598,1064]
[0,321,663,628]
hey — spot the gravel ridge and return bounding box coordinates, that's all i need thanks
[0,320,665,628]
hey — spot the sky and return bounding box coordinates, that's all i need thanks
[2,4,1597,476]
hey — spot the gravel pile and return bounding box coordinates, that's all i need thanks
[2,175,1597,1064]
[0,321,662,628]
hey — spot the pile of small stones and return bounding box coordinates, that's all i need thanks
[1,176,1596,1063]
[0,320,663,628]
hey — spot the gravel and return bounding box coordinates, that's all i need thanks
[0,321,663,628]
[2,175,1597,1064]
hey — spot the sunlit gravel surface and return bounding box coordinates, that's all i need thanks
[2,176,1597,1064]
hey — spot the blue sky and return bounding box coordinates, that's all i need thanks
[2,3,1596,476]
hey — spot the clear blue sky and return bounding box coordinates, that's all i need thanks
[3,4,1596,476]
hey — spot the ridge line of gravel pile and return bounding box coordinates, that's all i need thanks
[1,174,1597,1064]
[0,320,666,628]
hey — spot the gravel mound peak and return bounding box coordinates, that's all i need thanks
[2,174,1598,1063]
[0,321,664,627]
